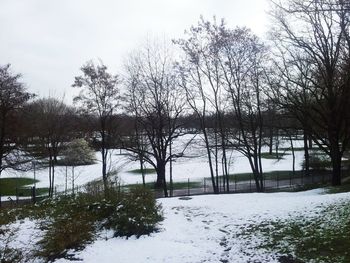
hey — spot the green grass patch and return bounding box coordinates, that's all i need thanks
[127,168,156,174]
[170,181,201,189]
[279,146,305,151]
[225,170,303,182]
[326,180,350,194]
[260,152,287,160]
[249,201,350,262]
[0,177,48,196]
[125,181,201,190]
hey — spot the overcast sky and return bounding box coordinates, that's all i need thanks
[0,0,269,103]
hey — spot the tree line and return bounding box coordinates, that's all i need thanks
[1,0,350,197]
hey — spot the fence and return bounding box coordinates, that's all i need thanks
[157,170,334,198]
[0,170,335,207]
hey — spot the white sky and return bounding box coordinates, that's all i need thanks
[0,0,269,103]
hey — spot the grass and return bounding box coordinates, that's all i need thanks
[0,177,49,196]
[125,181,202,190]
[279,146,305,151]
[236,200,350,262]
[217,170,304,183]
[127,168,156,174]
[209,169,333,183]
[251,201,350,262]
[326,180,350,194]
[260,152,287,160]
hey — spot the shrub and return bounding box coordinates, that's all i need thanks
[37,212,95,261]
[36,196,99,261]
[36,187,162,261]
[301,154,331,170]
[108,186,163,238]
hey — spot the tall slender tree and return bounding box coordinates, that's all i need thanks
[176,18,231,193]
[73,61,121,195]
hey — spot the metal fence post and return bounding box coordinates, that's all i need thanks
[187,178,190,196]
[249,174,252,192]
[16,187,18,205]
[204,178,206,193]
[235,174,237,192]
[32,186,36,204]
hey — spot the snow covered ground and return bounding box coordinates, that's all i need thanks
[57,190,350,262]
[3,189,350,263]
[1,136,305,195]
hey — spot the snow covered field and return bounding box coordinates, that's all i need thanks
[3,189,350,263]
[1,136,305,194]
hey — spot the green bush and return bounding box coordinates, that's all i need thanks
[36,187,162,261]
[37,211,95,261]
[108,186,163,238]
[301,154,331,170]
[36,196,100,261]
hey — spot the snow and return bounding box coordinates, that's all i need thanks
[2,187,350,262]
[2,135,347,262]
[0,219,43,261]
[51,189,348,263]
[1,137,306,196]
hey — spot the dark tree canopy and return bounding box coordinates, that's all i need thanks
[0,64,34,174]
[270,0,350,185]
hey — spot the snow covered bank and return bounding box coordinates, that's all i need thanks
[51,189,349,263]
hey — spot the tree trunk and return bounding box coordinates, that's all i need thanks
[269,126,273,155]
[290,135,296,176]
[48,154,52,197]
[303,129,310,177]
[51,160,55,197]
[214,129,219,192]
[102,152,108,196]
[101,145,109,197]
[252,156,263,192]
[101,121,109,197]
[65,166,68,195]
[275,129,279,159]
[169,141,173,197]
[202,127,218,194]
[155,161,168,197]
[140,157,145,187]
[330,143,342,186]
[72,166,75,195]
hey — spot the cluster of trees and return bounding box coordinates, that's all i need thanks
[1,0,350,197]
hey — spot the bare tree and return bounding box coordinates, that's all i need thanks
[176,18,231,194]
[270,0,350,185]
[218,26,268,192]
[27,98,73,197]
[73,61,121,195]
[124,41,188,197]
[177,19,268,192]
[0,64,34,176]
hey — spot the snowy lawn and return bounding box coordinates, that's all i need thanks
[1,138,306,199]
[44,189,349,263]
